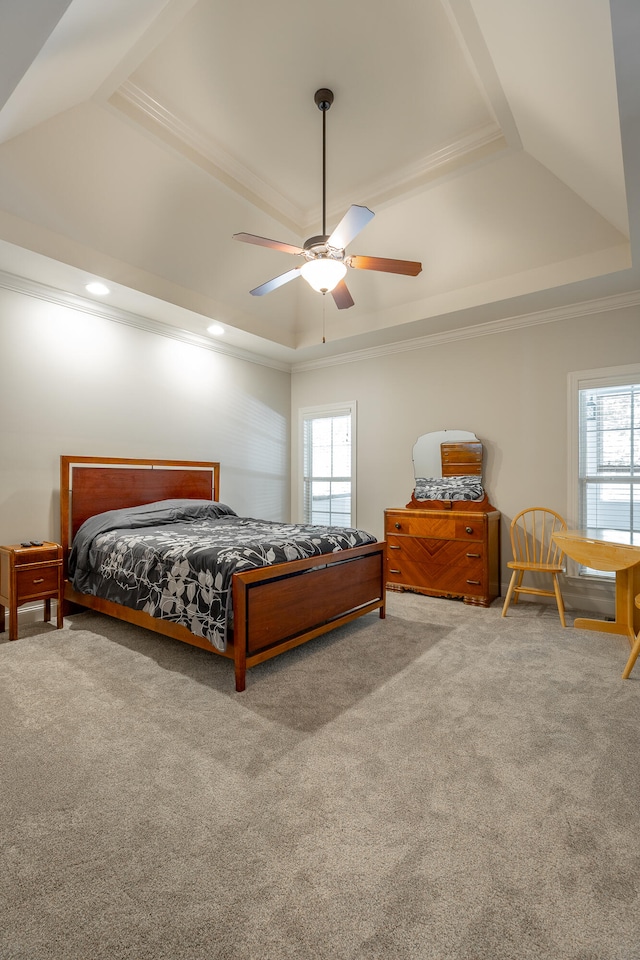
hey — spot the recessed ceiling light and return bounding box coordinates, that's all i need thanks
[207,323,225,337]
[85,281,110,296]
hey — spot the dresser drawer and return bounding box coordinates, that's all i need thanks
[386,558,485,597]
[386,535,484,566]
[385,512,484,541]
[16,564,61,600]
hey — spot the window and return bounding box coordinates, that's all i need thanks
[300,403,356,526]
[569,365,640,578]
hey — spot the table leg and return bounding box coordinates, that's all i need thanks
[622,632,640,679]
[572,569,636,641]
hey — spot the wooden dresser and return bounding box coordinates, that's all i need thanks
[384,505,501,607]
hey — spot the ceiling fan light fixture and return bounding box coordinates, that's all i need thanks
[300,257,347,293]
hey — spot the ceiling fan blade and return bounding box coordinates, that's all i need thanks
[327,205,375,250]
[234,233,304,256]
[250,267,301,297]
[348,255,422,276]
[331,279,354,310]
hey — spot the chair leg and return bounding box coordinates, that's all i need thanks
[512,570,525,605]
[552,574,566,628]
[622,630,640,679]
[502,571,519,618]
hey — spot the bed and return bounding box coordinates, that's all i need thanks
[60,456,386,691]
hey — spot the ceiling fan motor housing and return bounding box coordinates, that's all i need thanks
[303,235,346,265]
[314,88,333,111]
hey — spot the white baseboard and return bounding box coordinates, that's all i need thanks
[500,577,616,618]
[2,599,63,633]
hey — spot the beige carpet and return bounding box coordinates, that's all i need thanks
[1,593,639,960]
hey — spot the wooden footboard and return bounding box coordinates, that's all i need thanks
[232,541,386,691]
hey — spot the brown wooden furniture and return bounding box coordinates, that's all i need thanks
[502,507,567,626]
[60,456,386,692]
[0,542,64,640]
[384,505,500,606]
[386,436,500,607]
[551,529,640,677]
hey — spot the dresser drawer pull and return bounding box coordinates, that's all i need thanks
[466,552,481,558]
[389,544,400,550]
[465,526,473,534]
[394,522,402,529]
[466,579,481,585]
[389,569,401,574]
[33,577,45,584]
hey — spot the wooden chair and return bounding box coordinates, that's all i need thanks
[622,595,640,679]
[501,507,567,626]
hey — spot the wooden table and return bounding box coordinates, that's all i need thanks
[552,530,640,678]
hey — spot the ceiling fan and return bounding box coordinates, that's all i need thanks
[233,88,422,310]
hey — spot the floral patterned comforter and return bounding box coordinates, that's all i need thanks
[68,499,377,651]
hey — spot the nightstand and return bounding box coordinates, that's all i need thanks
[0,542,64,641]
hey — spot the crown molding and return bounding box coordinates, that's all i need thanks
[111,81,304,233]
[3,267,638,378]
[112,81,505,234]
[0,269,291,372]
[290,290,640,372]
[305,122,507,230]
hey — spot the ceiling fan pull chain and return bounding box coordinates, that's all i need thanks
[322,292,326,344]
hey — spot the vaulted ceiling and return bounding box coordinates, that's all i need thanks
[0,0,638,366]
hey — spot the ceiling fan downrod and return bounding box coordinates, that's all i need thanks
[314,88,334,239]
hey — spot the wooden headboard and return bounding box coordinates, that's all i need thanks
[60,456,220,555]
[440,441,483,477]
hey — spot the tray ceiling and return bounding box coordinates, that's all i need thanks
[0,0,637,366]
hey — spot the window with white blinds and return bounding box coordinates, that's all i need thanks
[300,403,356,526]
[575,370,640,576]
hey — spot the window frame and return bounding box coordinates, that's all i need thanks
[298,401,357,527]
[567,362,640,580]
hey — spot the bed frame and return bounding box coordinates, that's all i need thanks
[60,456,386,691]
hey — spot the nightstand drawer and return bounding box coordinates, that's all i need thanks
[16,564,61,600]
[13,545,60,566]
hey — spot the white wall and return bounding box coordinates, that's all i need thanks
[3,278,639,618]
[291,302,640,614]
[0,286,291,546]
